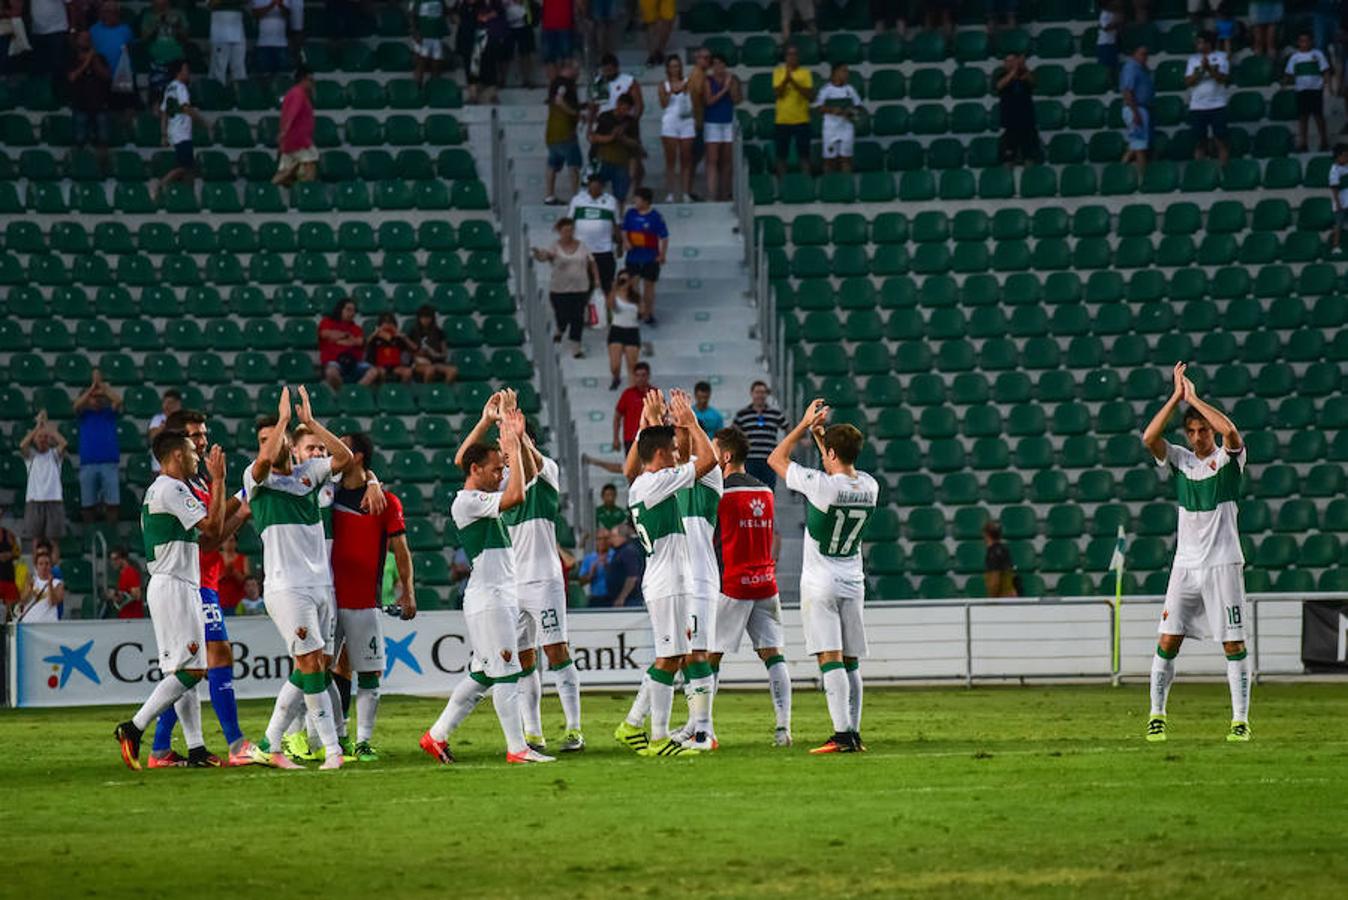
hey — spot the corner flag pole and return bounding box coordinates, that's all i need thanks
[1109,525,1127,686]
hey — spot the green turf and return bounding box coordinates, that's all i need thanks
[5,684,1347,898]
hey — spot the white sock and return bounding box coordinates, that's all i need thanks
[822,665,852,734]
[1227,652,1251,722]
[766,658,792,729]
[846,664,863,733]
[266,682,306,750]
[355,685,379,743]
[687,675,714,736]
[625,674,652,727]
[649,678,676,741]
[430,675,489,741]
[492,682,528,754]
[303,688,342,758]
[327,680,347,739]
[174,689,204,748]
[519,667,543,736]
[550,660,582,731]
[1150,650,1176,717]
[131,674,192,731]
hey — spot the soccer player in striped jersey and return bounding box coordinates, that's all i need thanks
[114,431,228,769]
[420,396,555,765]
[1143,363,1251,743]
[769,399,877,755]
[613,388,716,758]
[709,426,792,746]
[245,387,354,769]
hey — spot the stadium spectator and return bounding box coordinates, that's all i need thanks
[543,59,583,204]
[658,54,696,202]
[733,382,788,489]
[16,549,63,623]
[366,313,417,383]
[67,30,112,154]
[590,93,642,204]
[1249,0,1283,59]
[605,523,644,607]
[816,61,863,173]
[1120,45,1154,175]
[590,53,644,191]
[569,172,620,295]
[773,44,815,177]
[1328,144,1348,253]
[641,0,674,66]
[686,46,710,186]
[594,482,627,530]
[0,526,19,618]
[996,53,1041,165]
[287,0,305,55]
[503,0,536,88]
[983,521,1019,597]
[410,0,452,86]
[449,545,472,605]
[405,306,460,382]
[28,0,70,80]
[622,188,668,325]
[19,412,67,564]
[1186,32,1230,166]
[1213,2,1236,53]
[236,574,266,615]
[1096,0,1122,73]
[90,2,134,98]
[781,0,818,42]
[104,545,144,618]
[273,66,317,185]
[320,298,380,389]
[533,217,600,359]
[579,0,617,58]
[208,0,248,83]
[693,381,724,435]
[871,0,910,33]
[612,360,653,451]
[467,0,509,104]
[146,388,182,474]
[1313,0,1339,52]
[926,0,959,39]
[251,0,291,76]
[539,0,574,81]
[73,372,122,526]
[577,528,612,603]
[702,52,740,201]
[1285,31,1331,152]
[606,270,642,389]
[140,0,188,105]
[987,0,1016,32]
[217,534,250,612]
[156,61,204,195]
[1187,0,1210,28]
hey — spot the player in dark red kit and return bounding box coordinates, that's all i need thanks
[708,426,793,746]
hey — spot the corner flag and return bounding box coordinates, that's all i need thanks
[1108,524,1126,575]
[1109,524,1126,684]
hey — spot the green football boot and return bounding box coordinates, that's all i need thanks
[1226,721,1251,743]
[1145,715,1167,743]
[613,721,650,752]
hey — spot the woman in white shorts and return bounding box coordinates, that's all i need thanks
[658,54,696,202]
[701,53,740,201]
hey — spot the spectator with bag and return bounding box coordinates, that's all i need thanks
[320,297,380,389]
[91,2,138,113]
[533,217,600,359]
[658,54,696,202]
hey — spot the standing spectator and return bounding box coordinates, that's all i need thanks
[19,412,67,564]
[217,534,250,612]
[287,0,305,57]
[983,521,1019,597]
[406,306,460,382]
[104,545,144,618]
[1120,45,1154,175]
[533,217,600,358]
[640,0,674,66]
[580,0,618,59]
[251,0,291,76]
[780,0,817,42]
[156,61,205,195]
[622,188,668,326]
[67,30,112,155]
[657,54,696,202]
[73,372,122,526]
[0,525,20,619]
[539,0,574,82]
[1096,0,1122,73]
[873,0,911,34]
[90,1,134,110]
[926,0,958,40]
[543,58,582,204]
[1328,144,1348,253]
[590,53,645,193]
[16,549,63,623]
[209,0,248,83]
[1187,0,1209,28]
[273,65,317,185]
[577,527,612,603]
[732,382,788,489]
[568,172,620,295]
[687,46,711,189]
[503,0,536,88]
[997,53,1041,165]
[1285,31,1331,152]
[692,381,724,435]
[140,0,188,106]
[1249,0,1283,60]
[987,0,1016,32]
[0,2,31,81]
[365,313,417,383]
[605,524,644,607]
[605,269,642,389]
[589,93,642,204]
[320,297,380,388]
[612,360,653,452]
[467,0,509,104]
[147,388,182,474]
[1213,2,1236,54]
[28,0,70,81]
[702,52,740,201]
[409,0,451,85]
[816,62,863,173]
[1186,32,1230,166]
[594,482,627,530]
[773,45,815,177]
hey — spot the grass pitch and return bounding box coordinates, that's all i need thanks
[4,683,1346,899]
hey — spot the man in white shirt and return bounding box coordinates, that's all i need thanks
[567,172,620,294]
[209,0,247,83]
[1185,32,1230,165]
[251,0,290,75]
[1284,31,1331,152]
[19,412,67,565]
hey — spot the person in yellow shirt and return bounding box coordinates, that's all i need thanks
[772,44,815,176]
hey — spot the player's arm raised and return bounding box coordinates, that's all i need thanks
[294,385,354,473]
[1142,362,1186,462]
[252,386,291,482]
[672,389,716,479]
[1183,377,1242,451]
[498,410,529,512]
[390,533,417,620]
[199,446,229,544]
[768,398,828,479]
[455,391,502,468]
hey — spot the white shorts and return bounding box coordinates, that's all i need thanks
[801,583,867,657]
[712,594,784,655]
[703,121,734,143]
[661,116,695,140]
[822,127,855,160]
[275,145,319,176]
[686,583,718,652]
[516,579,569,649]
[267,586,336,657]
[646,593,691,658]
[1159,563,1248,643]
[336,607,385,674]
[414,37,445,60]
[147,576,206,672]
[466,603,524,681]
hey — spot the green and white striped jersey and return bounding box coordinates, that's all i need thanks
[678,466,723,590]
[504,456,563,585]
[142,474,207,582]
[451,488,516,610]
[1158,442,1246,567]
[786,462,878,598]
[628,461,697,599]
[244,457,333,591]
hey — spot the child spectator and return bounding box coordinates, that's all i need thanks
[1328,144,1348,253]
[157,61,205,195]
[366,313,417,383]
[621,188,669,326]
[815,62,863,173]
[409,0,452,86]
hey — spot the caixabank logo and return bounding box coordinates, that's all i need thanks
[43,640,101,690]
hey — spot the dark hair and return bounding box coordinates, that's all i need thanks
[830,62,848,75]
[329,297,355,320]
[1182,407,1210,427]
[822,423,864,465]
[554,216,575,231]
[417,304,436,319]
[110,545,129,559]
[751,380,769,392]
[633,187,654,204]
[634,361,651,374]
[163,389,182,402]
[152,429,192,463]
[343,431,374,465]
[666,54,681,67]
[460,442,499,475]
[714,426,750,465]
[600,482,617,494]
[1298,30,1312,40]
[600,53,619,68]
[694,381,711,394]
[711,53,728,65]
[637,425,676,463]
[378,312,396,325]
[164,408,207,431]
[1198,30,1216,46]
[586,170,604,183]
[983,520,1003,541]
[256,414,280,433]
[295,65,312,82]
